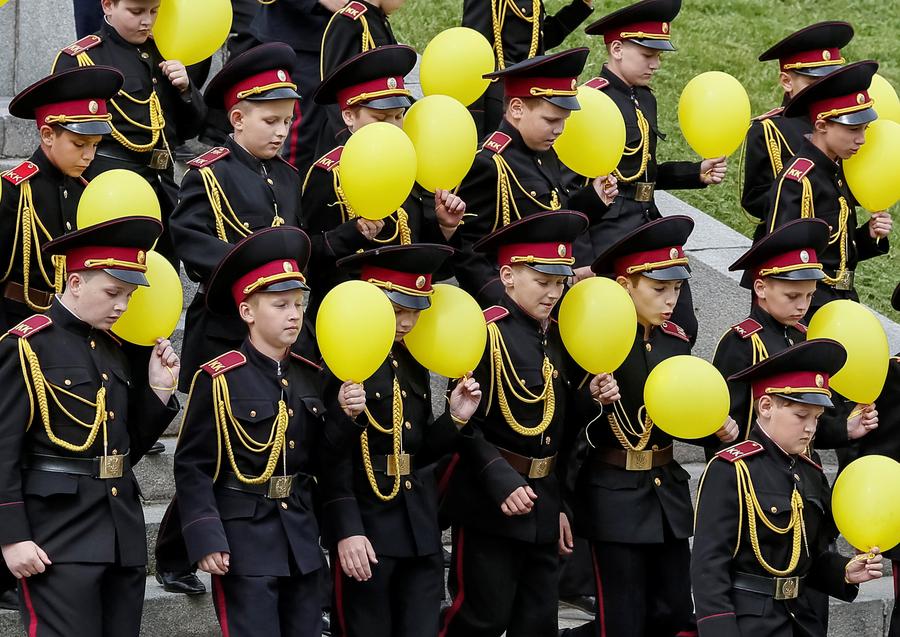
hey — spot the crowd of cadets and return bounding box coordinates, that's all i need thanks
[0,0,896,636]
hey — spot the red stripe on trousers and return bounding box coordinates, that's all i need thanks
[590,543,607,637]
[438,528,466,637]
[437,453,460,497]
[286,101,303,166]
[212,574,231,637]
[333,560,348,636]
[894,560,899,599]
[20,579,37,637]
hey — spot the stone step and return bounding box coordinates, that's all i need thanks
[0,98,37,161]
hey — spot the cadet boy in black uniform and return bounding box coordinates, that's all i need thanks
[562,216,738,637]
[692,340,884,636]
[453,48,618,306]
[0,216,180,637]
[322,244,482,637]
[302,45,466,317]
[765,60,892,317]
[742,22,854,236]
[52,0,208,266]
[462,0,595,136]
[440,210,620,637]
[0,66,123,330]
[174,226,366,637]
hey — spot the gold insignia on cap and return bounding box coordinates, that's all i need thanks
[815,374,824,388]
[822,50,832,61]
[800,250,810,263]
[283,261,294,273]
[662,22,669,33]
[137,250,146,264]
[387,77,398,90]
[88,100,99,114]
[415,275,426,289]
[857,93,866,104]
[557,244,567,257]
[277,70,287,82]
[571,79,577,90]
[669,248,679,260]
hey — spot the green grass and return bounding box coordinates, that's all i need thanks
[391,0,900,316]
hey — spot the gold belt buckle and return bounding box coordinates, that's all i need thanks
[834,270,854,291]
[267,475,294,499]
[774,576,799,600]
[625,449,653,471]
[149,149,171,170]
[634,182,655,203]
[387,453,411,477]
[528,456,553,479]
[99,454,125,479]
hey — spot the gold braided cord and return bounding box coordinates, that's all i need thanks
[486,322,555,436]
[242,272,306,296]
[821,197,850,286]
[360,376,403,501]
[758,263,823,277]
[491,154,560,231]
[815,101,873,122]
[212,374,288,484]
[769,174,814,234]
[613,107,651,183]
[530,88,578,98]
[607,401,653,451]
[509,256,575,266]
[761,118,792,177]
[491,0,540,70]
[236,81,298,100]
[625,257,689,275]
[366,279,433,297]
[43,114,112,126]
[199,167,284,242]
[765,386,831,397]
[332,167,411,245]
[734,459,808,575]
[18,337,108,451]
[83,258,146,271]
[618,31,671,40]
[345,88,412,107]
[744,333,769,439]
[783,57,846,71]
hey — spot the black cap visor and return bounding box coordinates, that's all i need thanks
[243,87,302,103]
[105,269,149,287]
[775,391,834,408]
[830,107,877,126]
[641,264,691,281]
[793,64,843,78]
[385,289,431,311]
[358,94,413,111]
[525,262,575,277]
[543,95,581,111]
[60,120,113,136]
[632,38,676,51]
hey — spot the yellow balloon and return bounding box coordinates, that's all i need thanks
[644,356,729,439]
[340,123,417,220]
[559,277,636,374]
[555,86,627,178]
[832,455,900,552]
[807,300,890,403]
[678,71,751,158]
[153,0,232,66]
[316,281,396,382]
[869,74,900,124]
[403,96,478,192]
[77,169,161,229]
[404,285,486,379]
[843,119,900,211]
[111,251,182,346]
[420,27,494,107]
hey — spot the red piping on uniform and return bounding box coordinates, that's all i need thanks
[590,543,607,637]
[20,579,37,637]
[212,575,231,637]
[437,453,460,497]
[287,100,302,166]
[893,560,899,599]
[334,560,348,635]
[438,528,466,636]
[676,631,699,636]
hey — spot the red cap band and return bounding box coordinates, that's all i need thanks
[361,265,432,294]
[34,98,109,129]
[504,76,579,99]
[498,242,573,266]
[780,48,843,72]
[66,246,147,273]
[336,76,408,110]
[614,246,685,277]
[752,370,830,399]
[755,248,820,278]
[231,259,303,306]
[809,90,872,121]
[226,69,296,111]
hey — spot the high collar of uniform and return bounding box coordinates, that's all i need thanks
[750,302,805,335]
[48,297,97,338]
[242,337,290,375]
[600,64,647,95]
[750,422,798,466]
[30,146,67,184]
[797,137,841,175]
[225,135,269,174]
[499,292,549,332]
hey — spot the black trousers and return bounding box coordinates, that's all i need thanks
[559,537,595,598]
[331,551,443,637]
[18,562,145,637]
[566,538,695,637]
[211,568,322,637]
[890,560,899,637]
[441,526,560,637]
[154,496,191,573]
[72,0,104,39]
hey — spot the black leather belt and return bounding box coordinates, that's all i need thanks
[733,571,804,600]
[592,445,674,471]
[366,454,415,476]
[3,281,54,308]
[23,452,131,479]
[219,472,309,499]
[96,146,171,171]
[497,447,557,479]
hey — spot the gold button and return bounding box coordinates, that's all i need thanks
[111,487,118,497]
[537,158,542,165]
[401,390,407,398]
[108,411,115,420]
[645,343,652,352]
[552,370,559,379]
[312,406,318,413]
[770,506,778,513]
[392,360,399,368]
[404,421,412,430]
[63,190,68,199]
[654,477,662,487]
[838,179,843,187]
[152,78,158,85]
[141,52,150,59]
[281,379,289,387]
[243,222,250,228]
[793,473,800,482]
[529,190,537,196]
[288,408,294,417]
[289,440,295,449]
[375,392,381,399]
[64,379,72,386]
[250,410,257,417]
[267,178,274,185]
[404,480,412,490]
[101,373,109,381]
[66,222,72,230]
[281,502,288,510]
[112,449,118,455]
[545,436,551,445]
[90,340,96,349]
[652,444,659,451]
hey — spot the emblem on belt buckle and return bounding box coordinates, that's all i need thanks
[625,449,653,471]
[99,454,125,479]
[528,457,552,479]
[387,453,411,476]
[774,576,799,600]
[634,182,654,203]
[268,475,294,499]
[150,149,171,170]
[835,270,853,291]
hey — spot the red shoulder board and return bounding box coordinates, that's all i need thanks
[483,306,509,324]
[731,318,762,339]
[78,176,89,187]
[339,1,367,19]
[187,147,230,168]
[659,320,690,342]
[314,147,344,172]
[3,160,40,186]
[7,315,53,339]
[784,157,814,182]
[799,453,823,471]
[290,352,323,371]
[753,106,784,121]
[583,77,610,91]
[62,34,102,57]
[201,351,247,377]
[795,322,807,334]
[482,132,512,155]
[716,440,764,463]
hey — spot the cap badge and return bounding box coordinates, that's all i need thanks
[799,250,810,263]
[669,247,679,260]
[88,100,99,114]
[283,261,294,273]
[277,70,287,82]
[415,275,426,289]
[137,250,146,265]
[815,374,825,388]
[557,244,567,257]
[571,79,577,90]
[662,22,669,33]
[822,50,832,61]
[387,77,398,90]
[856,93,866,105]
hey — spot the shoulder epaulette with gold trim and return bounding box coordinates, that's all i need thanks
[187,147,230,168]
[314,147,344,172]
[290,352,323,371]
[7,315,52,339]
[799,453,823,471]
[716,440,764,463]
[483,305,509,324]
[731,318,762,339]
[753,106,784,122]
[784,157,814,182]
[795,322,807,334]
[201,351,247,377]
[339,1,367,19]
[584,77,610,91]
[62,34,102,57]
[482,132,512,155]
[2,160,40,186]
[659,320,689,342]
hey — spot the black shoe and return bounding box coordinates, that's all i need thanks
[155,571,206,595]
[559,595,597,615]
[147,441,166,455]
[442,545,452,568]
[0,589,17,611]
[321,609,331,635]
